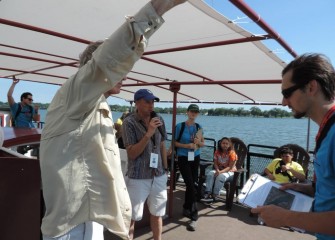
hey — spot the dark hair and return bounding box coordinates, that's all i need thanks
[282,53,335,101]
[217,137,233,153]
[79,40,104,67]
[280,147,293,156]
[20,92,32,101]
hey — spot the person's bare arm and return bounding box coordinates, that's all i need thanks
[175,141,196,150]
[7,77,19,106]
[283,165,305,182]
[264,168,275,180]
[32,105,40,122]
[160,141,168,171]
[151,0,186,16]
[280,182,315,197]
[251,205,335,235]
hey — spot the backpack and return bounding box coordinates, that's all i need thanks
[11,104,33,127]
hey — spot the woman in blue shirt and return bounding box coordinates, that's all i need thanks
[174,104,205,231]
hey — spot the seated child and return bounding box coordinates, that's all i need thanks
[264,147,305,183]
[200,137,237,203]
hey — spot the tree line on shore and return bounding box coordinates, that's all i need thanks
[0,101,292,118]
[109,105,292,118]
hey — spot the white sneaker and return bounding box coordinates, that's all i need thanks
[187,220,197,231]
[178,176,184,182]
[219,189,226,196]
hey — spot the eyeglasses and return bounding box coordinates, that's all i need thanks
[281,84,305,99]
[26,98,33,101]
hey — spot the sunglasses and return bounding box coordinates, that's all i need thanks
[26,98,33,101]
[281,84,305,99]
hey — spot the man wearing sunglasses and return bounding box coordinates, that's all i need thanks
[7,77,40,128]
[252,53,335,239]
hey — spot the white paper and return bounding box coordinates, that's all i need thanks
[238,174,313,212]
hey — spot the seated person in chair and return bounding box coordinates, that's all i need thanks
[264,147,305,183]
[201,137,237,203]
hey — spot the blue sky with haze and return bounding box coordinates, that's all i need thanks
[1,0,334,111]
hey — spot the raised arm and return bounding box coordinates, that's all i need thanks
[285,166,306,182]
[151,0,187,16]
[33,105,40,122]
[7,77,19,106]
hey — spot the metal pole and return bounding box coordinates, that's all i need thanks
[168,82,180,218]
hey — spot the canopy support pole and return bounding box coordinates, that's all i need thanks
[168,82,180,218]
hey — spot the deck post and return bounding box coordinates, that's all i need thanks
[168,81,180,218]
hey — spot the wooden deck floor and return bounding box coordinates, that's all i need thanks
[105,182,315,240]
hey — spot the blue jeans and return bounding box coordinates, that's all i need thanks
[205,170,233,195]
[43,221,104,240]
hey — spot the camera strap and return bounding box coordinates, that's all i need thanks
[276,160,294,182]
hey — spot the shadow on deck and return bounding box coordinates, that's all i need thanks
[105,182,315,240]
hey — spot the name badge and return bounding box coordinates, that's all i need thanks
[150,153,159,168]
[188,151,195,161]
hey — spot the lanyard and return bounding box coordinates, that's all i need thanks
[315,105,335,144]
[313,105,335,183]
[139,120,156,148]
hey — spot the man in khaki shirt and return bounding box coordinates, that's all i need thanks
[40,1,186,239]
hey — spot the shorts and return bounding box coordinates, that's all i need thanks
[126,174,167,221]
[43,221,103,240]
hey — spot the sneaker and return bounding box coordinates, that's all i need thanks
[178,176,184,182]
[219,189,226,196]
[200,194,213,203]
[187,220,197,231]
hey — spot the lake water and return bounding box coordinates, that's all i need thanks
[39,110,318,151]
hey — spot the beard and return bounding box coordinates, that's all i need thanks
[293,110,307,119]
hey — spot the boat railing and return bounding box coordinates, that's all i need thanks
[246,144,278,182]
[166,133,216,163]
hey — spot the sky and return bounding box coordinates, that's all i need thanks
[1,0,335,111]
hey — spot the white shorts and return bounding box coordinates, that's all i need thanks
[126,174,168,221]
[43,221,103,240]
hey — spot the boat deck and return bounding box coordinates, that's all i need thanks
[105,183,315,240]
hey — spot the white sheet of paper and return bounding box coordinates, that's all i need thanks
[238,174,314,212]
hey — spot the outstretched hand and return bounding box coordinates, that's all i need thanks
[251,205,289,228]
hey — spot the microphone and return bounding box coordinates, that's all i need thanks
[150,111,165,138]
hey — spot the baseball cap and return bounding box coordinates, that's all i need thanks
[134,89,160,102]
[187,104,200,112]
